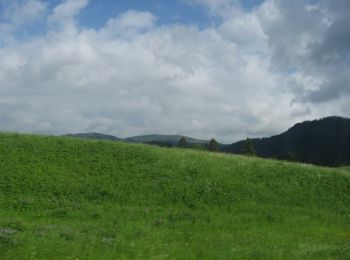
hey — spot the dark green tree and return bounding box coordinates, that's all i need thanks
[208,138,219,152]
[287,151,298,162]
[178,137,187,148]
[242,138,256,156]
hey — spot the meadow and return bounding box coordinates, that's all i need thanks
[0,133,349,259]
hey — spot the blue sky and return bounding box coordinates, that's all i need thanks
[1,0,265,42]
[72,0,264,29]
[0,0,349,142]
[77,0,211,28]
[40,0,265,33]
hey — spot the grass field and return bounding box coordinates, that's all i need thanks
[340,166,350,172]
[0,133,349,259]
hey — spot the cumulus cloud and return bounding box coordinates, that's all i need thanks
[102,10,157,38]
[48,0,88,32]
[1,0,47,25]
[256,0,350,104]
[0,0,349,143]
[0,0,47,44]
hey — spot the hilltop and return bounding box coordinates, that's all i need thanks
[1,133,349,259]
[223,116,350,166]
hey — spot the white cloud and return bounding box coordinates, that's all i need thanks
[105,10,156,31]
[48,0,88,32]
[101,10,157,39]
[0,0,47,44]
[0,0,349,143]
[1,0,47,25]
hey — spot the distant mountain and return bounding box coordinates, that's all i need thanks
[126,134,208,146]
[63,133,207,146]
[64,132,120,141]
[222,116,350,166]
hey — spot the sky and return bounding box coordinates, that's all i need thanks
[0,0,349,143]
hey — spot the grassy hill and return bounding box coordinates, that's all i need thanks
[339,166,350,175]
[0,133,349,259]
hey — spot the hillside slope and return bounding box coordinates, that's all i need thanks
[223,116,350,166]
[0,133,349,259]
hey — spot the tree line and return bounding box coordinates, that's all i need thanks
[178,137,257,156]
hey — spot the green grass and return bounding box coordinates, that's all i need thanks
[339,166,350,172]
[0,133,349,259]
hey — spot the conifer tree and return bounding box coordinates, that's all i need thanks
[178,137,187,148]
[287,151,298,162]
[242,138,256,156]
[208,138,219,152]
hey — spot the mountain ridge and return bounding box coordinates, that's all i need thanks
[222,116,350,166]
[64,133,208,145]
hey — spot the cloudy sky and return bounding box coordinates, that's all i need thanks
[0,0,349,143]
